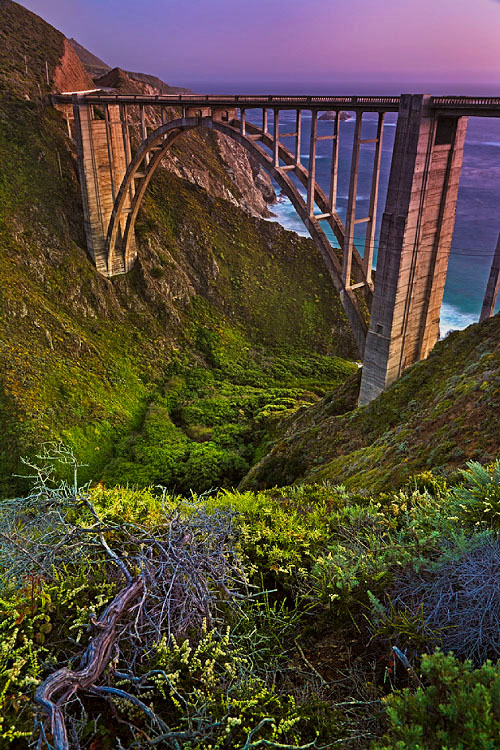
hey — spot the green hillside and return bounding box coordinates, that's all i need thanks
[0,0,357,496]
[243,313,500,491]
[3,2,500,749]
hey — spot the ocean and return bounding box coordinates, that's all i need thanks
[187,81,500,335]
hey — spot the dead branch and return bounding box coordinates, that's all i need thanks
[34,577,144,750]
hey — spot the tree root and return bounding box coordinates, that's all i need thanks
[34,577,144,750]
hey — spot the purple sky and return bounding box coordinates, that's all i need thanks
[19,0,500,90]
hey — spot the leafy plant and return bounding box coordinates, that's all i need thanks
[373,650,500,750]
[144,622,314,749]
[452,459,500,529]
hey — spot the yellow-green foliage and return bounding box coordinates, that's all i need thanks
[207,483,459,621]
[0,562,117,748]
[452,459,500,530]
[373,651,500,750]
[145,622,310,749]
[1,471,500,747]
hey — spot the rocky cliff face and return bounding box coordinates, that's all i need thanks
[53,38,94,92]
[68,37,110,79]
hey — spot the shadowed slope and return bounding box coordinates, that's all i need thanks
[242,314,500,491]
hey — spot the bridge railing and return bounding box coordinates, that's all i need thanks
[52,92,500,117]
[432,96,500,107]
[67,93,402,110]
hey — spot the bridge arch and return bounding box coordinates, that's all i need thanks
[57,93,473,403]
[106,116,369,354]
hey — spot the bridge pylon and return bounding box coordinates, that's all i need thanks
[71,94,136,275]
[358,95,467,404]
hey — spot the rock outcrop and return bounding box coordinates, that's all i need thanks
[53,38,94,93]
[318,111,351,121]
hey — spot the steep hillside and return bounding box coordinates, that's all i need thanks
[0,0,357,496]
[68,37,111,78]
[0,0,92,97]
[243,313,500,491]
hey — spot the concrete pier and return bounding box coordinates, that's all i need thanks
[71,96,135,275]
[358,95,467,405]
[480,232,500,322]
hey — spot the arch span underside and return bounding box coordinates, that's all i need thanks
[60,93,478,403]
[107,116,370,355]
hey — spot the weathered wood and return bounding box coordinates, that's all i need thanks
[35,578,144,750]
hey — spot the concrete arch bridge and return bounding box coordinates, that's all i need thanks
[53,92,500,403]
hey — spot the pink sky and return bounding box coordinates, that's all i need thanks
[20,0,500,87]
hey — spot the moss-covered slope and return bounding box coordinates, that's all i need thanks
[243,314,500,492]
[0,2,357,495]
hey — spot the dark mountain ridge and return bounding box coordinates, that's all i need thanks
[68,36,110,78]
[69,37,193,94]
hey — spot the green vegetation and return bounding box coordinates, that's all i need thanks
[0,93,356,496]
[1,454,500,747]
[101,344,355,494]
[2,3,500,748]
[0,0,63,98]
[245,314,500,492]
[374,651,500,750]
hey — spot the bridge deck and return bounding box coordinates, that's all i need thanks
[53,93,500,117]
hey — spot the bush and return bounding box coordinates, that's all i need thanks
[213,485,452,620]
[144,622,314,749]
[452,459,500,530]
[373,650,500,750]
[386,537,500,663]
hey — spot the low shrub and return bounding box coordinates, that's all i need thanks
[452,459,500,530]
[142,622,316,749]
[373,650,500,750]
[386,537,500,663]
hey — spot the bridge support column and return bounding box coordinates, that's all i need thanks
[359,95,467,405]
[72,96,135,275]
[480,232,500,322]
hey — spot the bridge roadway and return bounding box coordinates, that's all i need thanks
[53,92,500,405]
[54,93,500,117]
